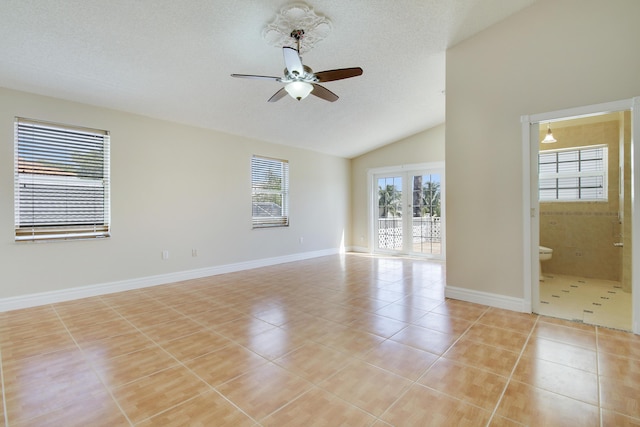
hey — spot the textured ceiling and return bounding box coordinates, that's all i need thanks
[0,0,536,158]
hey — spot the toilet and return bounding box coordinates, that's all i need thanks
[539,246,553,280]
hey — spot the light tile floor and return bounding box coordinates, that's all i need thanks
[1,253,640,426]
[538,273,632,331]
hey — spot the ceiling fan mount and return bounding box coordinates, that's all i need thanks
[231,29,363,102]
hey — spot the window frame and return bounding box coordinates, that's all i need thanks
[251,155,289,228]
[14,117,111,242]
[538,144,608,202]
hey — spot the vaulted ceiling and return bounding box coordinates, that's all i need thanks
[0,0,536,158]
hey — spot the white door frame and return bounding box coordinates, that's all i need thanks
[367,162,445,259]
[521,97,640,334]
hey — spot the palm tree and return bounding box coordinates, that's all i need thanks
[421,180,441,217]
[378,184,402,218]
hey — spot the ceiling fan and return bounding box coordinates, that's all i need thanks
[231,29,363,102]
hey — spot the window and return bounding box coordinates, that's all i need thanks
[14,118,110,241]
[251,155,289,228]
[539,145,607,201]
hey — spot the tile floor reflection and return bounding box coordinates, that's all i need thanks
[1,253,639,426]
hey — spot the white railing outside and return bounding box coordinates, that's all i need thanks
[377,217,441,250]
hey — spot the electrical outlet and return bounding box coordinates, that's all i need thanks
[192,249,198,257]
[162,250,169,260]
[299,237,304,244]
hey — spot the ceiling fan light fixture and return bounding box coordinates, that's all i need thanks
[541,123,557,143]
[285,81,313,100]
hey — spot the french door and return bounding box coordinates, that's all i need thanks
[373,166,444,258]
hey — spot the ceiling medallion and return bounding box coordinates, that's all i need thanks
[262,3,332,54]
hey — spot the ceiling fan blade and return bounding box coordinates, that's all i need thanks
[231,74,281,82]
[314,67,363,82]
[311,84,339,102]
[267,87,288,103]
[282,47,304,76]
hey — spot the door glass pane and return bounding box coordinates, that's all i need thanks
[377,176,402,250]
[411,174,442,255]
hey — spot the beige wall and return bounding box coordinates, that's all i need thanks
[350,124,445,249]
[539,118,621,281]
[446,0,640,299]
[0,87,350,300]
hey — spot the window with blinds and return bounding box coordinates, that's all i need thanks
[14,118,111,241]
[251,155,289,228]
[539,145,607,201]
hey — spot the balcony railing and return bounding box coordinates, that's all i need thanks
[377,216,441,253]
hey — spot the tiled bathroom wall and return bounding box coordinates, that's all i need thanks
[539,117,623,281]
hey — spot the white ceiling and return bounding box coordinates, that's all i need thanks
[0,0,536,158]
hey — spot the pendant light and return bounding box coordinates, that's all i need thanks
[541,123,557,143]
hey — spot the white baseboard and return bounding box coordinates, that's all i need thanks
[0,248,339,312]
[445,285,528,313]
[348,245,369,253]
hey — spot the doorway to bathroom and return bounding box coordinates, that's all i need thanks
[522,97,640,333]
[370,163,445,259]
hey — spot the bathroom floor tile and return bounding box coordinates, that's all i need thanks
[537,274,632,331]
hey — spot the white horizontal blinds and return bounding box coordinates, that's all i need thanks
[14,118,111,241]
[251,155,289,228]
[539,145,607,201]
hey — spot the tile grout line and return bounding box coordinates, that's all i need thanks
[50,304,135,427]
[374,303,493,424]
[595,326,603,427]
[0,339,8,427]
[484,313,541,427]
[98,294,263,426]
